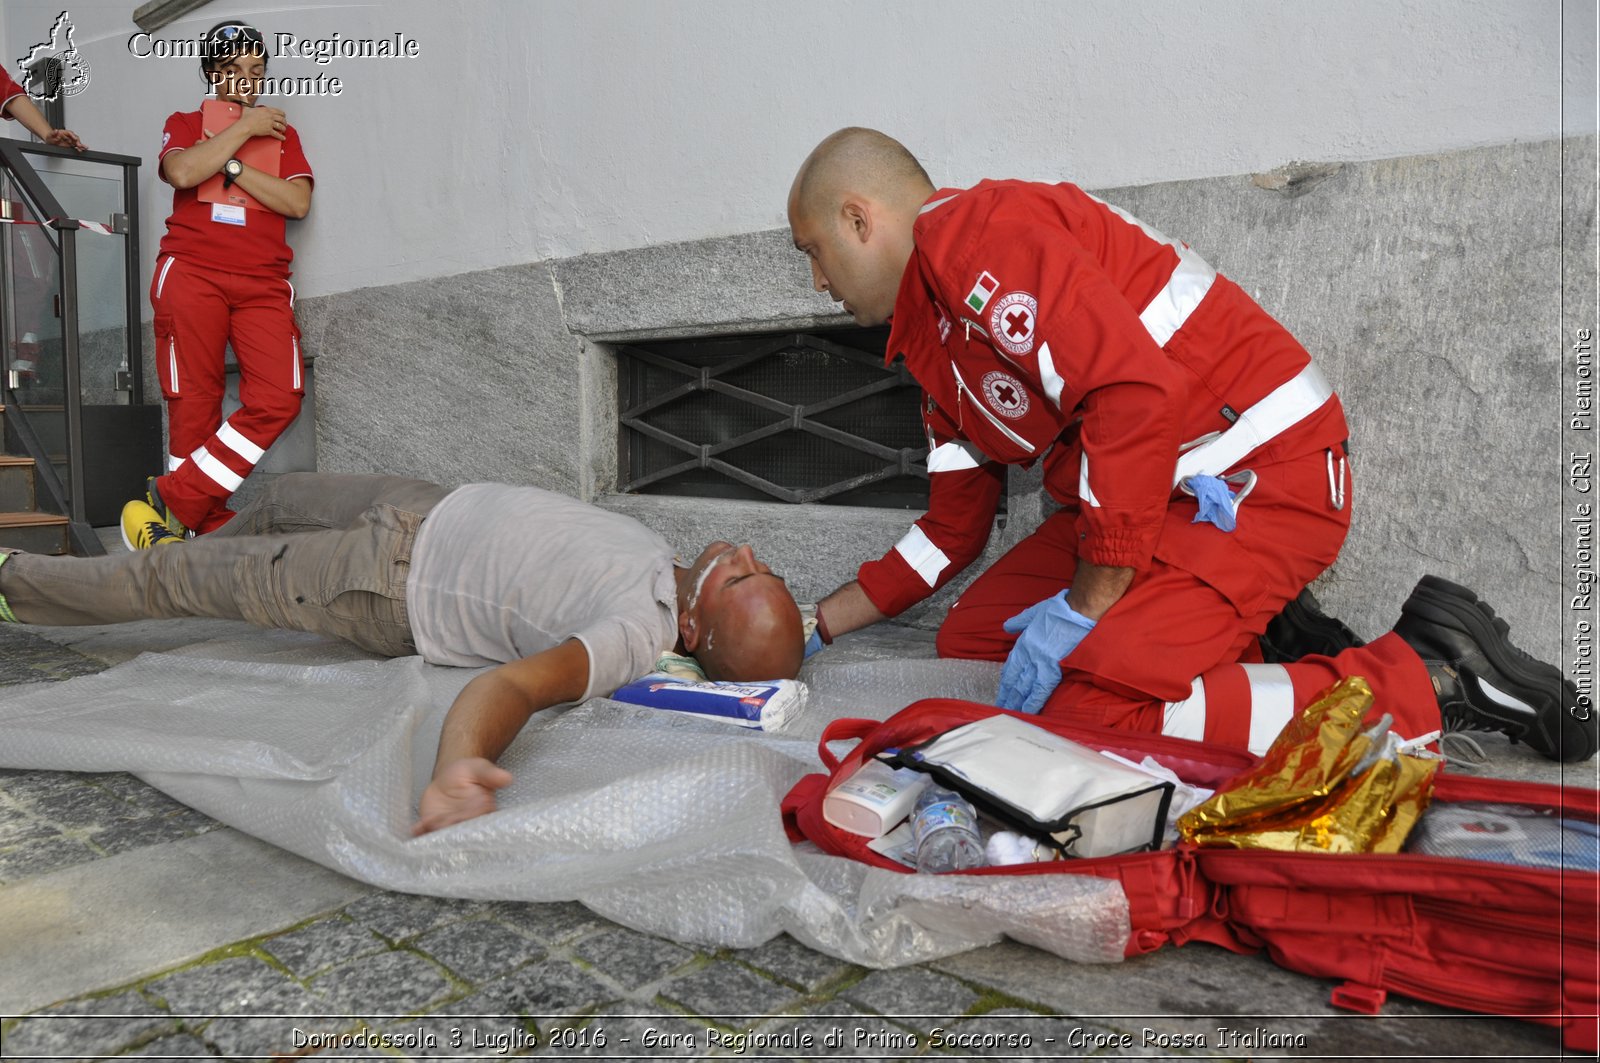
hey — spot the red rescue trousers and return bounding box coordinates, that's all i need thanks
[150,254,304,534]
[938,449,1442,752]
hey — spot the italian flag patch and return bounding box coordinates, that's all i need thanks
[966,271,999,313]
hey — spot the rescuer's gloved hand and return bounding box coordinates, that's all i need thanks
[996,590,1097,714]
[1188,474,1238,532]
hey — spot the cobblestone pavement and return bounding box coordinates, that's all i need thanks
[0,621,1588,1062]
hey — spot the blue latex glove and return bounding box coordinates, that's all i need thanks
[803,629,825,660]
[1188,474,1237,532]
[996,590,1097,714]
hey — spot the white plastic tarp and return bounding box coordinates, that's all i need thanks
[0,631,1130,967]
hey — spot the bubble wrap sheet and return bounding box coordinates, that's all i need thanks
[0,632,1131,967]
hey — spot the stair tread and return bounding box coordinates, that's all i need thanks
[0,455,35,467]
[0,511,68,527]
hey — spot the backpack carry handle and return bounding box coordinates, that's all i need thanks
[817,717,882,773]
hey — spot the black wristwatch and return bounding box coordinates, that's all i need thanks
[222,158,244,189]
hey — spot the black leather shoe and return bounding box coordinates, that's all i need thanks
[1395,576,1595,763]
[1260,587,1365,663]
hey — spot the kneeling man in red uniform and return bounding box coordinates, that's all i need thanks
[786,127,1592,764]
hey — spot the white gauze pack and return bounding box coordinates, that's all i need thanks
[896,714,1175,858]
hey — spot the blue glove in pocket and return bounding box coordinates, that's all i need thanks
[1188,474,1238,532]
[996,590,1097,715]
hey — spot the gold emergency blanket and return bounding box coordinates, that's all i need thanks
[1177,676,1436,854]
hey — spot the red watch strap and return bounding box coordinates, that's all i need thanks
[815,605,834,646]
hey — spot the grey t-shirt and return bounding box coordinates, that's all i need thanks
[405,483,679,700]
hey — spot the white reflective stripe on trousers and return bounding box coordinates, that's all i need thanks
[189,445,243,493]
[1241,663,1298,755]
[1162,676,1207,742]
[894,524,951,588]
[215,420,264,466]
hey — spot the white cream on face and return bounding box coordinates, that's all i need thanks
[687,544,738,611]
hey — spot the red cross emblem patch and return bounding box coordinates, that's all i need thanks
[989,291,1038,356]
[980,370,1030,419]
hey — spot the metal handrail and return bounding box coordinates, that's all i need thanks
[15,142,144,408]
[0,138,143,555]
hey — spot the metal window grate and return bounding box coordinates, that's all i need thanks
[618,327,932,509]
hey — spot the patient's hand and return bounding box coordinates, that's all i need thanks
[412,757,513,835]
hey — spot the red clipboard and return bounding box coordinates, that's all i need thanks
[196,99,280,213]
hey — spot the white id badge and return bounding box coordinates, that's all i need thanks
[210,203,247,226]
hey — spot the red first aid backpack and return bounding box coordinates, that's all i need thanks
[780,698,1600,1052]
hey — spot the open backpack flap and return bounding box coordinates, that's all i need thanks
[1193,772,1600,1053]
[780,697,1600,1052]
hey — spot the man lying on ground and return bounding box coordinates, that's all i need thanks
[0,474,803,834]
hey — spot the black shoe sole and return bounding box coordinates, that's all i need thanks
[1400,576,1594,762]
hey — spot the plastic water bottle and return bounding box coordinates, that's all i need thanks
[911,786,986,873]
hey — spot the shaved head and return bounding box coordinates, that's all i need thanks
[790,127,933,222]
[697,577,803,682]
[675,541,803,682]
[787,129,934,326]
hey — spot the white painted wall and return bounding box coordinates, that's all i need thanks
[1,0,1593,308]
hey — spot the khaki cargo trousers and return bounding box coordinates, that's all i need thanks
[0,474,450,657]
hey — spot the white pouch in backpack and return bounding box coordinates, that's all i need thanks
[895,714,1174,858]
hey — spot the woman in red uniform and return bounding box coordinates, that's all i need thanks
[137,21,313,544]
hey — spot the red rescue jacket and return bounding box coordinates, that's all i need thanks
[856,181,1349,617]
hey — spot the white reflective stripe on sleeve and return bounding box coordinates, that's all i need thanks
[291,336,301,390]
[1241,663,1298,755]
[167,453,184,472]
[919,194,957,215]
[1161,677,1207,742]
[1085,192,1216,347]
[926,440,987,473]
[155,256,175,300]
[215,421,264,465]
[1172,363,1335,484]
[1078,451,1101,507]
[893,524,951,588]
[1037,341,1066,408]
[1140,246,1217,348]
[190,446,243,493]
[285,278,295,308]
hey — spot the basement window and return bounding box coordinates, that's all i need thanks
[617,327,933,509]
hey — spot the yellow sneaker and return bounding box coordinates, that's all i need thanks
[121,500,184,551]
[145,476,189,539]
